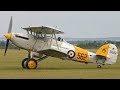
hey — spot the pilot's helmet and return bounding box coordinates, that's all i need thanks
[57,37,61,41]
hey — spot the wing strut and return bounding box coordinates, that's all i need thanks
[53,30,60,50]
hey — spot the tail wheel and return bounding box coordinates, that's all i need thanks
[26,59,37,69]
[97,65,101,68]
[22,58,28,69]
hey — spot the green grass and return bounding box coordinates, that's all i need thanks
[0,48,120,79]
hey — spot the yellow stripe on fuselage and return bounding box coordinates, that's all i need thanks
[74,46,88,62]
[96,44,109,58]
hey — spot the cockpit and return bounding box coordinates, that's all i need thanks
[57,37,67,43]
[57,37,63,41]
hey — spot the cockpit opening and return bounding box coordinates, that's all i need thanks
[15,34,29,40]
[57,37,63,42]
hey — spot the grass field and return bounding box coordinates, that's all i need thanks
[0,48,120,79]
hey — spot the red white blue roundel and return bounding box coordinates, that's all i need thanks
[68,50,75,58]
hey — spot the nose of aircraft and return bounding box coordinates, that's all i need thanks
[4,33,12,39]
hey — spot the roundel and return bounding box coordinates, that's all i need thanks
[102,49,106,53]
[67,50,75,58]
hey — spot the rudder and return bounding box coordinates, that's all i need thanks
[106,44,118,64]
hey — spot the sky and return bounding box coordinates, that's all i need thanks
[0,11,120,38]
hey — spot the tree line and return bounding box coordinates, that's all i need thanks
[0,40,16,49]
[0,40,120,49]
[68,40,120,49]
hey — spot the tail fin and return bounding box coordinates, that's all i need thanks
[96,43,118,64]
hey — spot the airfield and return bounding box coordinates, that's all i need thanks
[0,48,120,79]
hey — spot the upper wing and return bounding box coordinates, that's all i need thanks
[22,26,64,34]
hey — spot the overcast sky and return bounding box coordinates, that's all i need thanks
[0,11,120,38]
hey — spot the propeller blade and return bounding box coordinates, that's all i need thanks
[8,16,12,33]
[4,39,9,56]
[4,16,13,56]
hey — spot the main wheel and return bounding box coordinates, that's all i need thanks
[26,59,37,69]
[22,58,28,69]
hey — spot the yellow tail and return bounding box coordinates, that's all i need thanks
[96,44,109,58]
[96,43,118,64]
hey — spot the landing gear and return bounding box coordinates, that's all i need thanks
[97,65,101,68]
[21,51,47,69]
[21,58,38,69]
[85,62,88,64]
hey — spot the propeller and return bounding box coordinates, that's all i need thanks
[4,16,12,56]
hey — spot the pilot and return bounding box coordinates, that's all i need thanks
[57,37,61,41]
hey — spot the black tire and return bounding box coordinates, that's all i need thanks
[97,65,101,68]
[21,58,28,69]
[26,59,37,69]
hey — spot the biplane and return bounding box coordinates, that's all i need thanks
[4,16,118,69]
